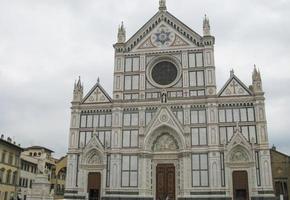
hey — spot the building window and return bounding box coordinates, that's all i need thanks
[124,75,139,91]
[145,92,160,99]
[1,151,6,163]
[124,93,139,100]
[218,107,255,123]
[274,179,288,200]
[241,126,257,143]
[80,113,112,128]
[97,131,111,148]
[6,170,11,184]
[79,131,111,148]
[122,130,138,148]
[12,171,17,185]
[123,112,139,126]
[190,109,206,124]
[0,168,4,183]
[219,126,234,144]
[4,192,8,200]
[15,156,19,167]
[125,57,140,72]
[106,155,110,187]
[219,126,257,144]
[255,151,261,186]
[172,109,184,124]
[19,178,22,187]
[190,90,205,97]
[168,91,183,98]
[220,152,225,187]
[188,53,203,68]
[191,128,207,146]
[8,153,13,165]
[189,71,205,87]
[121,155,138,187]
[145,110,156,126]
[192,154,208,187]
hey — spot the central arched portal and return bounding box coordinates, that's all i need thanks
[144,125,185,200]
[143,117,187,200]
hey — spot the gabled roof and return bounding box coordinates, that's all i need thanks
[82,81,112,104]
[270,148,290,159]
[25,146,54,153]
[124,10,203,52]
[218,73,253,97]
[0,138,23,151]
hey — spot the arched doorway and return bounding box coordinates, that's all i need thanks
[233,171,249,200]
[87,172,101,200]
[149,131,182,200]
[143,115,186,200]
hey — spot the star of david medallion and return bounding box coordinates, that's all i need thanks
[156,30,170,45]
[151,26,174,47]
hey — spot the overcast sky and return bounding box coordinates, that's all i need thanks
[0,0,289,158]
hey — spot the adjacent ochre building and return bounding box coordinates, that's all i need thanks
[0,135,22,200]
[52,156,67,199]
[270,147,290,200]
[65,1,275,200]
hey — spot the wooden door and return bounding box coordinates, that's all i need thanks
[156,164,175,200]
[233,171,249,200]
[88,172,101,200]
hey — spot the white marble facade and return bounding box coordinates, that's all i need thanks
[65,1,274,200]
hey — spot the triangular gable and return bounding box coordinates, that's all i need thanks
[82,82,112,104]
[225,125,254,163]
[125,11,202,52]
[81,134,105,166]
[83,134,105,153]
[218,75,252,97]
[227,126,252,151]
[145,106,184,136]
[134,23,191,51]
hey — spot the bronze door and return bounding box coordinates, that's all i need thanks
[88,172,101,200]
[233,171,249,200]
[156,164,175,200]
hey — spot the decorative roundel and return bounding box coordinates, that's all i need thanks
[160,114,168,122]
[151,26,175,48]
[151,61,177,86]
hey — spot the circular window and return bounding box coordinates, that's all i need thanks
[151,61,178,86]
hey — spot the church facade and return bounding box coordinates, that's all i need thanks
[65,1,275,200]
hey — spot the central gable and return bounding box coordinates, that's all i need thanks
[125,11,203,52]
[134,23,192,51]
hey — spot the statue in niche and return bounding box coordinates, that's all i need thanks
[161,90,167,103]
[153,133,178,151]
